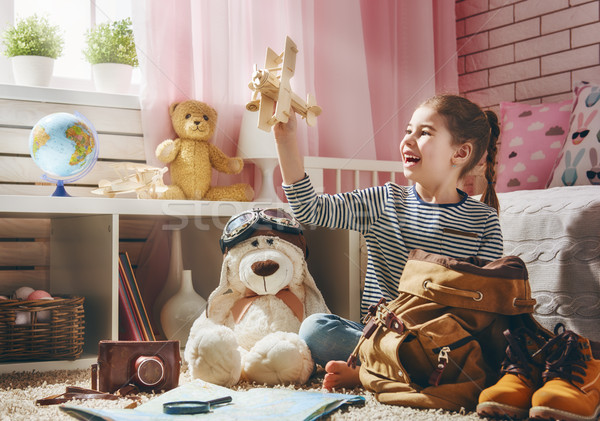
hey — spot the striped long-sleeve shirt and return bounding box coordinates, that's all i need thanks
[283,176,504,317]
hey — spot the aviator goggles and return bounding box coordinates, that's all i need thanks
[219,208,302,253]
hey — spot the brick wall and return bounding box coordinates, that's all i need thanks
[456,0,600,110]
[455,0,599,195]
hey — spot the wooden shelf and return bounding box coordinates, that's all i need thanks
[0,195,275,218]
[0,196,361,373]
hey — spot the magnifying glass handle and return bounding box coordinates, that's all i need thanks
[208,396,233,406]
[162,396,233,415]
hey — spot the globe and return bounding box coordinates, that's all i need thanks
[29,112,99,196]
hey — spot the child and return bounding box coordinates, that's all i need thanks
[273,94,503,390]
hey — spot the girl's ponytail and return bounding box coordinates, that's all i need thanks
[481,110,500,213]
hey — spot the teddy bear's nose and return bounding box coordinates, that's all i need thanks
[194,120,201,125]
[251,260,279,277]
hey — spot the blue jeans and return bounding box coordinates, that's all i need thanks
[298,313,364,367]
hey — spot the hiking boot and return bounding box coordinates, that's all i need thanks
[477,327,547,419]
[530,330,600,421]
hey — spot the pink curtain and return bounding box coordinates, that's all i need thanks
[130,0,457,333]
[358,0,458,163]
[132,0,457,177]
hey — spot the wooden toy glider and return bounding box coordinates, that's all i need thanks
[92,163,168,199]
[246,36,322,132]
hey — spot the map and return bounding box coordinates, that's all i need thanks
[60,379,365,421]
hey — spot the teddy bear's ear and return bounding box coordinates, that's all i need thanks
[169,102,181,116]
[209,106,218,122]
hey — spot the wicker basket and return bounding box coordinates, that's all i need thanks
[0,296,85,362]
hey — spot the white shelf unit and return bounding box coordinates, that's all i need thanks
[0,195,362,373]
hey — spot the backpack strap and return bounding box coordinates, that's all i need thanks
[346,298,404,368]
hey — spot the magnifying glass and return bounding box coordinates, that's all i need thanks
[163,396,233,415]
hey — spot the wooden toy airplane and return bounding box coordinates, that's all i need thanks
[92,162,168,199]
[246,36,322,132]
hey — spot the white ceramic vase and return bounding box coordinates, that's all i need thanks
[153,228,184,336]
[160,270,207,348]
[92,63,133,94]
[11,55,54,87]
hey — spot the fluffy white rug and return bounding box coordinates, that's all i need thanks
[0,365,483,421]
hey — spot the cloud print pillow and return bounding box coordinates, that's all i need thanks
[495,100,572,192]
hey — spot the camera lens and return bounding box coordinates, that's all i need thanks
[134,356,165,386]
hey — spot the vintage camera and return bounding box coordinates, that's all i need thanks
[93,340,181,393]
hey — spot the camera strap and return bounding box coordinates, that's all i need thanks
[36,366,142,407]
[36,386,121,406]
[36,385,142,407]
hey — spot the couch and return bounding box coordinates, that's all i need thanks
[492,80,600,341]
[497,185,600,341]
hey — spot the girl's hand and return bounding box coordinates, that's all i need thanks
[273,110,298,145]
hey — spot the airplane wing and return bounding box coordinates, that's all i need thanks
[305,93,322,127]
[258,95,275,131]
[281,36,297,80]
[265,47,280,70]
[274,37,298,124]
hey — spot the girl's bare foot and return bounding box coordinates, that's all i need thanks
[322,360,361,390]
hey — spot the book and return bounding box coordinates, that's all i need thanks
[119,252,155,341]
[60,379,366,420]
[118,257,145,340]
[118,265,144,341]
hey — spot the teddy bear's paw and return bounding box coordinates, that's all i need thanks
[242,332,313,385]
[228,157,244,174]
[184,324,242,387]
[160,185,186,200]
[204,184,253,202]
[242,184,254,201]
[155,139,178,163]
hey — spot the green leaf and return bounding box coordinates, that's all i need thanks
[82,17,138,67]
[1,14,64,58]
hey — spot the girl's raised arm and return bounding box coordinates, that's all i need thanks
[273,111,306,185]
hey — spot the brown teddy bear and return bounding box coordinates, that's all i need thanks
[155,100,254,201]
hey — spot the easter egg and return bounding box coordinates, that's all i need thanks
[27,290,52,300]
[36,296,54,323]
[14,286,35,300]
[15,311,30,325]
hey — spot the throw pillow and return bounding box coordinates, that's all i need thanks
[495,99,572,192]
[547,80,600,187]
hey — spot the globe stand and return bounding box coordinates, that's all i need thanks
[51,180,71,197]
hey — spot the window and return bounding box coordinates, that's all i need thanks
[1,0,139,93]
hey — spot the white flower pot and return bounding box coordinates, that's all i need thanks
[11,56,54,87]
[92,63,133,94]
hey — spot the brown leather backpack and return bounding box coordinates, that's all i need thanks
[354,249,550,411]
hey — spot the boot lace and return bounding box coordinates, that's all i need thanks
[537,330,587,385]
[500,328,543,379]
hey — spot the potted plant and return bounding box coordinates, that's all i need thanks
[83,17,139,94]
[1,14,64,86]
